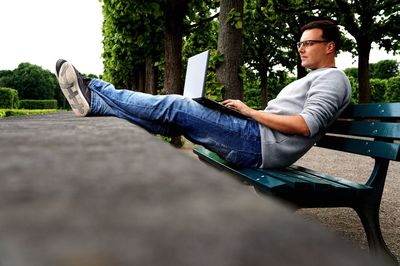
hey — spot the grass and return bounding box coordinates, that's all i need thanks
[0,109,62,118]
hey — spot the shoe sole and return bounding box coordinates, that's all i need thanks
[57,62,90,117]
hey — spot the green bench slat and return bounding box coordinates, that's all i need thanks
[258,168,347,191]
[341,102,400,119]
[252,169,307,188]
[284,167,358,190]
[193,146,371,196]
[329,120,400,140]
[317,135,400,160]
[239,168,290,191]
[288,165,371,191]
[194,146,288,191]
[194,146,311,191]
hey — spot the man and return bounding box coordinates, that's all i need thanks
[56,20,351,168]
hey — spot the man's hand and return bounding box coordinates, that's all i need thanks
[222,99,310,137]
[221,99,255,117]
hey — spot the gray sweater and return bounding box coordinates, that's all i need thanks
[259,68,351,168]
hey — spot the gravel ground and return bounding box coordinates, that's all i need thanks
[295,146,399,261]
[183,144,399,261]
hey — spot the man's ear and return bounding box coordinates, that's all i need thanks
[327,42,335,54]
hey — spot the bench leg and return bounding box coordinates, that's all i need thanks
[355,204,398,265]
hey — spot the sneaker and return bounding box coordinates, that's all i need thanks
[55,59,91,117]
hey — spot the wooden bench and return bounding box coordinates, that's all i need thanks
[193,102,400,264]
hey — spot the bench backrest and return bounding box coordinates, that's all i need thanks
[316,102,400,161]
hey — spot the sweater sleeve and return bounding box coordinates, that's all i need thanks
[300,70,351,137]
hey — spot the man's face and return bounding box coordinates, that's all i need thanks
[298,28,333,70]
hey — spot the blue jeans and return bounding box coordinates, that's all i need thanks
[88,78,262,167]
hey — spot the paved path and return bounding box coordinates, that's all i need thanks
[0,112,392,265]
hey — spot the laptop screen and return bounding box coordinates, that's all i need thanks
[183,50,210,98]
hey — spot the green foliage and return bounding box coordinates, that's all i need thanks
[345,60,399,103]
[0,87,19,108]
[0,63,61,107]
[370,60,399,79]
[344,67,358,79]
[267,72,296,100]
[243,71,262,109]
[385,76,400,102]
[205,49,224,101]
[5,63,57,100]
[86,73,99,79]
[333,0,400,102]
[348,75,400,104]
[182,3,218,60]
[99,0,399,106]
[227,8,243,29]
[243,0,299,105]
[101,0,165,89]
[182,2,219,98]
[0,70,13,85]
[270,0,399,102]
[370,79,387,103]
[345,60,400,80]
[347,76,359,104]
[19,100,58,110]
[242,68,298,109]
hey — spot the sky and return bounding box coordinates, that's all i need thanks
[0,0,399,76]
[0,0,104,75]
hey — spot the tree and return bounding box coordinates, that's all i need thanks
[333,0,400,103]
[272,0,337,79]
[101,0,164,92]
[216,0,244,100]
[0,63,58,102]
[270,0,400,103]
[243,0,298,106]
[101,0,214,97]
[163,0,188,95]
[182,1,219,59]
[370,59,399,79]
[344,59,400,80]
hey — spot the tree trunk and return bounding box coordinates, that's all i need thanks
[138,69,145,93]
[145,55,157,95]
[260,74,268,109]
[357,40,372,103]
[216,0,244,100]
[163,0,187,95]
[164,0,187,148]
[129,65,145,92]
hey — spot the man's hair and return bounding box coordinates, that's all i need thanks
[301,20,341,51]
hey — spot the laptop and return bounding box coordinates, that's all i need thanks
[183,50,249,120]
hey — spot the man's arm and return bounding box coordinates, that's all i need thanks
[222,99,310,137]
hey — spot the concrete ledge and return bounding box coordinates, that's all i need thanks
[0,112,388,265]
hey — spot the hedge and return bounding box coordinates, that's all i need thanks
[385,76,400,102]
[19,99,58,109]
[0,109,60,118]
[0,87,19,108]
[370,79,387,103]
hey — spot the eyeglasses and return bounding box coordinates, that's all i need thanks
[296,40,330,49]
